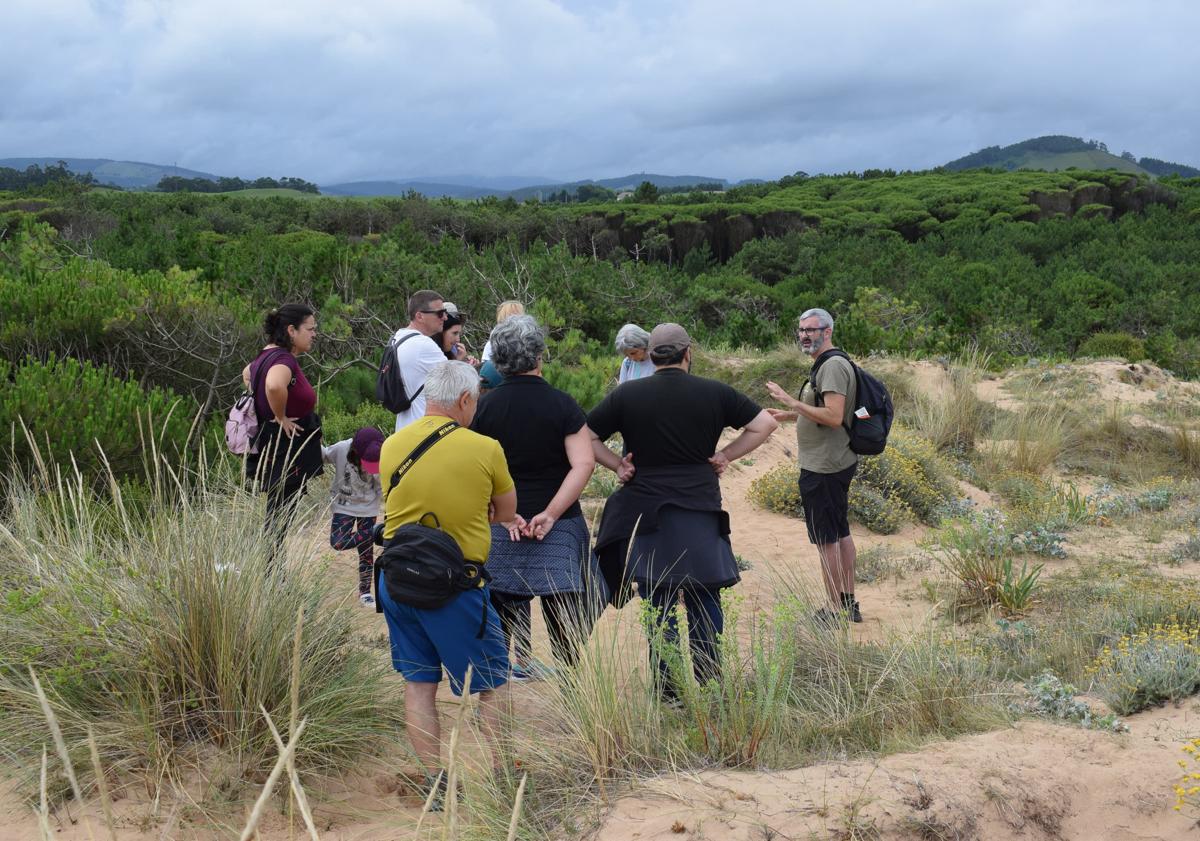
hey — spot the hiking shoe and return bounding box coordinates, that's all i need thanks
[812,607,847,628]
[422,772,446,813]
[838,593,863,623]
[359,592,375,607]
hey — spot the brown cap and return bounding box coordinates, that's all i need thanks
[649,322,691,354]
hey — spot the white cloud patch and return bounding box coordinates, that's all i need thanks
[2,0,1197,182]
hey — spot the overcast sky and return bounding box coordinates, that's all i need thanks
[4,0,1198,184]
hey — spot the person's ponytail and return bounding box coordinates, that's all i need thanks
[264,303,314,350]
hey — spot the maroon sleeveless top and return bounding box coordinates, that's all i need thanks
[249,348,316,421]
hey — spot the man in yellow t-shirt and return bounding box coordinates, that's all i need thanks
[376,360,516,806]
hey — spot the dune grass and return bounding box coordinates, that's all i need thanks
[452,572,1010,839]
[908,350,994,455]
[0,449,402,806]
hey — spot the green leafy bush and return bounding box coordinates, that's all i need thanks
[0,355,195,478]
[933,511,1050,613]
[848,484,910,534]
[321,401,396,445]
[748,426,957,534]
[1078,331,1146,361]
[857,426,958,524]
[747,463,801,516]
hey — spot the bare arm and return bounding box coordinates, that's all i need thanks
[526,427,596,539]
[263,363,300,436]
[489,488,517,525]
[765,381,844,428]
[709,410,779,475]
[589,429,634,483]
[800,392,846,428]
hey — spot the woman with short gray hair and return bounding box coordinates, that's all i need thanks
[615,323,655,383]
[491,315,546,377]
[471,315,602,677]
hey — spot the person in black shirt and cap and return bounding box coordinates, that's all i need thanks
[586,323,778,703]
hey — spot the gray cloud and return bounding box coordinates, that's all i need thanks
[3,0,1198,182]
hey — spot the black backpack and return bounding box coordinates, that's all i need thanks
[376,331,423,413]
[805,349,894,456]
[378,512,488,609]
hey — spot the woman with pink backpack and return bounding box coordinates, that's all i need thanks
[240,304,324,570]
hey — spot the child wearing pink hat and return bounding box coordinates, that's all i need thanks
[322,427,385,605]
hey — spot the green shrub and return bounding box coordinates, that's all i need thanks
[848,484,910,534]
[0,225,259,409]
[1078,331,1146,362]
[932,511,1052,613]
[318,364,380,414]
[748,427,956,534]
[0,355,195,478]
[321,401,396,445]
[1087,619,1200,714]
[747,463,802,516]
[1015,672,1125,731]
[543,353,616,411]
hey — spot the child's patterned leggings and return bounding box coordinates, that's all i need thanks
[330,514,376,594]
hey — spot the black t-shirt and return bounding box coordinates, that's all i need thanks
[587,368,762,468]
[471,375,588,520]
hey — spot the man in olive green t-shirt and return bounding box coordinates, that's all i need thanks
[766,308,862,623]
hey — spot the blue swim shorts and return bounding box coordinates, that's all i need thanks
[377,570,509,695]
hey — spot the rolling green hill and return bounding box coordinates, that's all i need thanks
[944,136,1144,174]
[0,157,220,189]
[1012,149,1145,174]
[944,136,1199,178]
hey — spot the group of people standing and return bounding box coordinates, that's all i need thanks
[240,291,864,805]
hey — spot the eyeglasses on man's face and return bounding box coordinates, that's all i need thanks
[796,326,827,337]
[420,308,448,318]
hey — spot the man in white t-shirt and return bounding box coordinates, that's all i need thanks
[392,289,451,430]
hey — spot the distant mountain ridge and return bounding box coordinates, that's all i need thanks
[943,136,1200,178]
[0,157,220,189]
[321,172,731,199]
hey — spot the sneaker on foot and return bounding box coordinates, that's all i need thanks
[848,600,863,623]
[359,592,375,607]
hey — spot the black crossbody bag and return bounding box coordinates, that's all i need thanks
[373,421,492,635]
